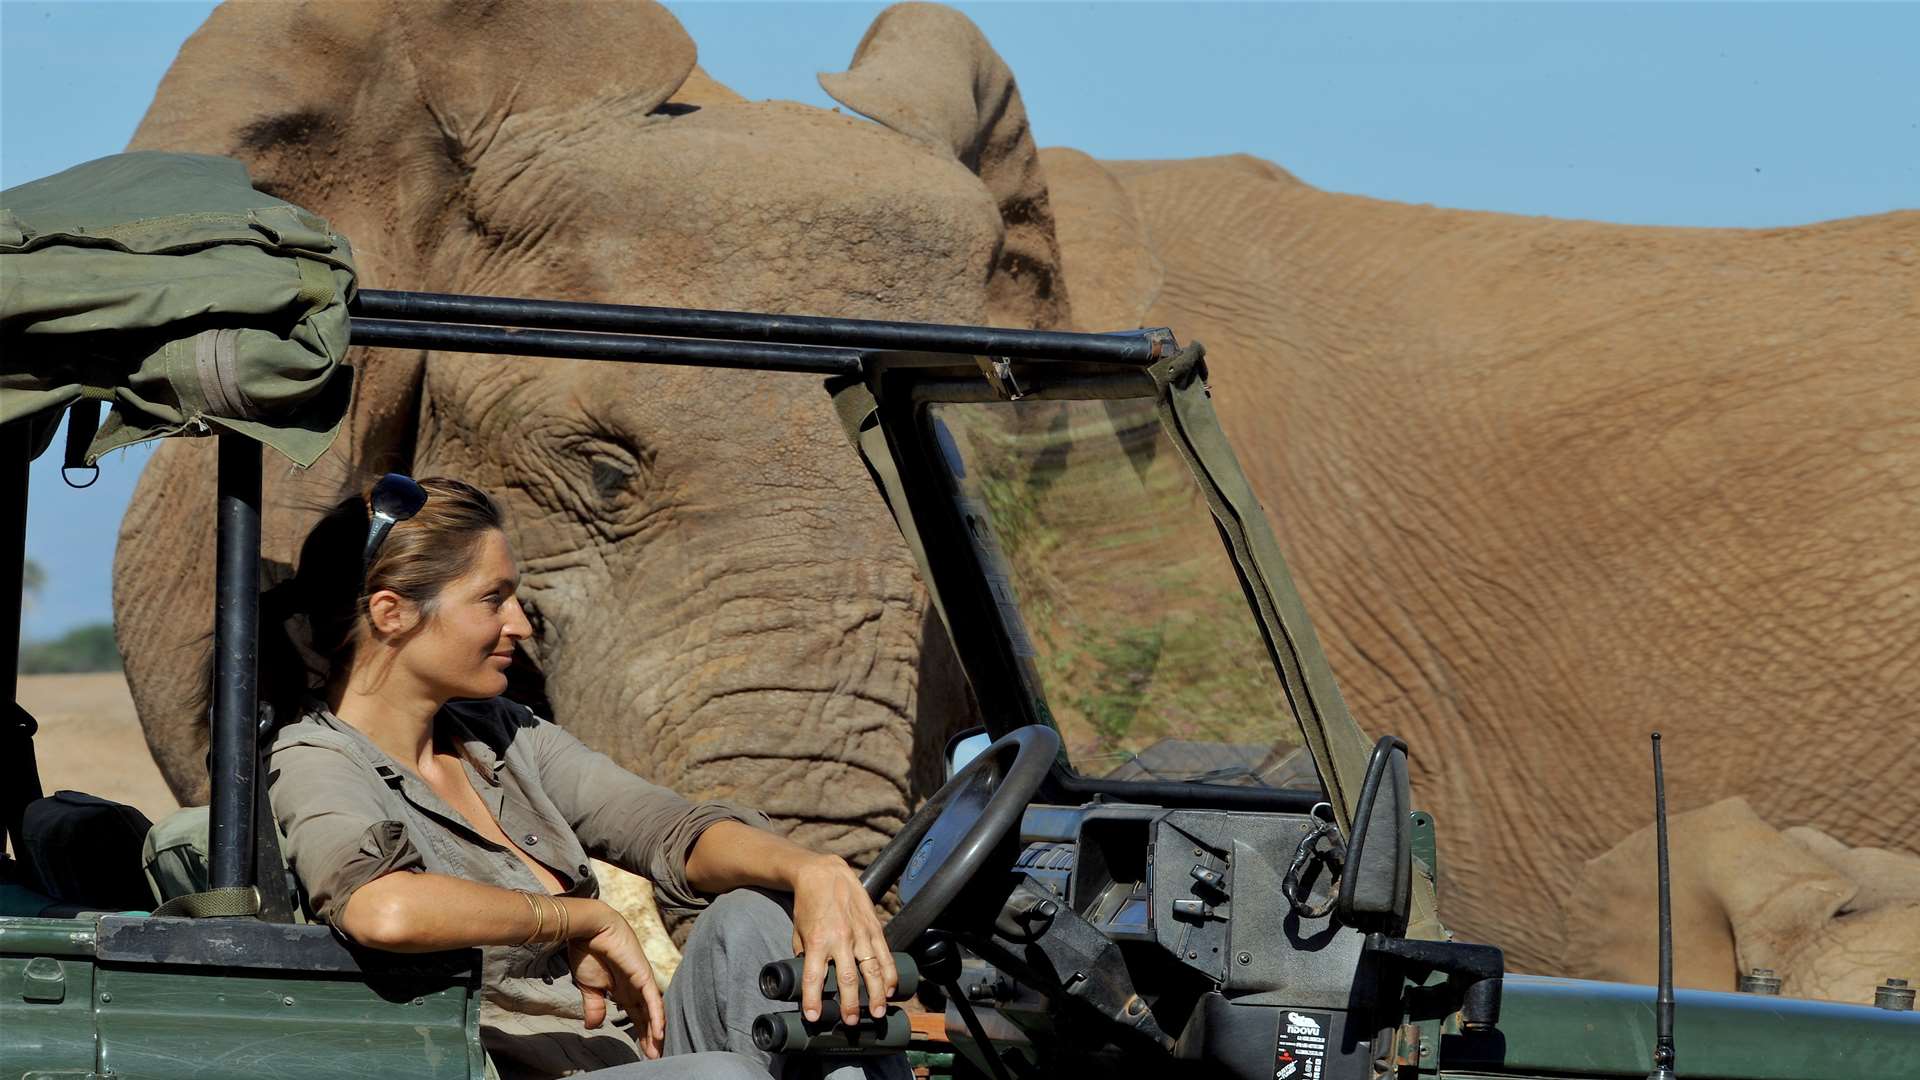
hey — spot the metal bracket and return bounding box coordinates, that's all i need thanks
[979,356,1027,402]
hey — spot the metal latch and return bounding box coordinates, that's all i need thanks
[978,356,1027,401]
[22,957,65,1003]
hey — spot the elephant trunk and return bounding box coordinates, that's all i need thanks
[530,543,929,867]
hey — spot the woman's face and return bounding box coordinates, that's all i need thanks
[392,529,533,701]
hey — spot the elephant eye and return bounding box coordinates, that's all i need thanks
[590,455,632,498]
[555,429,654,520]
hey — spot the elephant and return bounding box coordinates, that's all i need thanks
[112,0,1920,982]
[1039,149,1920,973]
[1565,797,1920,1005]
[113,1,1045,883]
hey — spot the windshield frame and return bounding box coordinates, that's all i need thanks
[910,379,1315,790]
[832,351,1355,816]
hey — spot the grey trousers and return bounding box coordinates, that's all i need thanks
[583,890,913,1080]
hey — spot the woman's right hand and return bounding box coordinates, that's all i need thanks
[565,899,666,1059]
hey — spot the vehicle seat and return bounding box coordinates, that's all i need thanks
[16,790,156,914]
[145,805,310,923]
[143,805,210,907]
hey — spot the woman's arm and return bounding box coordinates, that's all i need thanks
[517,717,894,1024]
[339,869,584,950]
[269,731,664,1052]
[523,715,773,911]
[686,821,898,1026]
[342,871,666,1058]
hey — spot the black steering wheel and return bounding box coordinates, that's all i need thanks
[860,724,1060,948]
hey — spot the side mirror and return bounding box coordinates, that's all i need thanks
[1336,735,1412,935]
[944,727,993,782]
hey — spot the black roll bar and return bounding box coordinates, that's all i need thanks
[208,435,261,892]
[351,318,864,376]
[2,421,41,861]
[350,289,1175,367]
[2,424,27,717]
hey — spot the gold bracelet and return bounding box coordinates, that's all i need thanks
[517,890,545,947]
[552,894,571,945]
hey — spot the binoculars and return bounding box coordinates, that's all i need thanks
[752,951,921,1055]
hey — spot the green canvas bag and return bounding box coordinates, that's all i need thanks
[0,152,356,467]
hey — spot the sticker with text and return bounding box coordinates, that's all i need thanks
[1274,1009,1330,1080]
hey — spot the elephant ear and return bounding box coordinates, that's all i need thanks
[1037,147,1163,332]
[821,2,1072,330]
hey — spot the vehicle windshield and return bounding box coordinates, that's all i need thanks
[927,395,1312,789]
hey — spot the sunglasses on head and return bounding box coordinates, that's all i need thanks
[362,473,429,582]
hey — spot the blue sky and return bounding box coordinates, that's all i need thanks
[4,1,1917,640]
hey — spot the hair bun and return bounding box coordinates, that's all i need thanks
[259,576,315,621]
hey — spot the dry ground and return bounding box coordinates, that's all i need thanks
[18,672,181,824]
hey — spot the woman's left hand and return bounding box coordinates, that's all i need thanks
[564,899,666,1058]
[788,854,897,1025]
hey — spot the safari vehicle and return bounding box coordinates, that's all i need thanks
[4,155,1917,1080]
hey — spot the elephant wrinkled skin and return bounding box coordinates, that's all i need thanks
[112,1,1918,979]
[1042,151,1919,972]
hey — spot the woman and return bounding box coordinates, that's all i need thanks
[259,476,910,1080]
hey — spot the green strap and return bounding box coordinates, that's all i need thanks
[294,257,334,319]
[152,884,261,919]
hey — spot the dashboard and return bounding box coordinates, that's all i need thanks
[941,800,1384,1079]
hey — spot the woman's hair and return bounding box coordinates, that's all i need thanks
[252,476,506,717]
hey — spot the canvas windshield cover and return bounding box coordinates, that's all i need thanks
[927,395,1313,790]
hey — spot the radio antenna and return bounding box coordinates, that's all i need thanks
[1647,732,1677,1080]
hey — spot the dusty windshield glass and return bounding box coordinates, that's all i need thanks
[928,396,1311,788]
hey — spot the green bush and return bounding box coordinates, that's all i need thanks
[19,622,123,675]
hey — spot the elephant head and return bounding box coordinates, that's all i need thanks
[113,0,1070,865]
[1566,797,1920,1004]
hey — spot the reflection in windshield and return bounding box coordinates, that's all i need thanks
[929,398,1309,788]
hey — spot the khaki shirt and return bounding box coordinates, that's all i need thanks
[267,697,769,1079]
